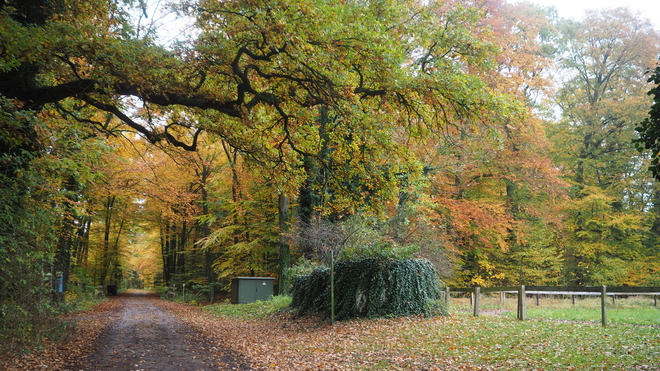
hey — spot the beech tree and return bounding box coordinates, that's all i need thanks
[547,8,660,285]
[1,0,518,285]
[549,8,659,193]
[1,0,515,162]
[417,1,566,287]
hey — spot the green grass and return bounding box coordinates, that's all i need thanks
[374,315,660,370]
[450,295,660,325]
[201,295,292,320]
[503,306,660,325]
[200,294,660,370]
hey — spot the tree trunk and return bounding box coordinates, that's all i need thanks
[167,222,178,283]
[278,193,291,295]
[107,213,126,285]
[73,216,91,266]
[199,164,215,301]
[98,195,115,286]
[177,220,187,279]
[160,221,171,285]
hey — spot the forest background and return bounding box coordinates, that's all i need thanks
[2,0,660,352]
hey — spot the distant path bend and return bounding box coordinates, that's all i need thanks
[71,289,253,371]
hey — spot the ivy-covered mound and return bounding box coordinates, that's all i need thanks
[290,258,441,320]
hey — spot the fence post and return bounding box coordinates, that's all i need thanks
[655,295,658,307]
[572,295,575,305]
[473,287,480,317]
[536,294,540,306]
[601,285,607,327]
[445,286,451,311]
[517,285,526,320]
[500,291,505,305]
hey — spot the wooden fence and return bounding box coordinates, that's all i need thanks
[167,285,177,300]
[167,284,187,301]
[445,286,660,326]
[93,285,105,299]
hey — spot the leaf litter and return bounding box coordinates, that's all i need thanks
[2,292,659,370]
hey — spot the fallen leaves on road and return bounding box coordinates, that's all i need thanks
[1,299,120,371]
[157,300,475,370]
[0,296,485,370]
[5,296,655,370]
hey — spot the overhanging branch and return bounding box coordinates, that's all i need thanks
[81,94,162,144]
[165,123,202,151]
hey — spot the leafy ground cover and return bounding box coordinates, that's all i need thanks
[1,298,120,370]
[3,294,659,370]
[181,296,660,370]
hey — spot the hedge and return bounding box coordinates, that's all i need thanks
[290,258,441,320]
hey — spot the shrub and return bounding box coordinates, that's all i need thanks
[290,258,442,320]
[290,267,330,315]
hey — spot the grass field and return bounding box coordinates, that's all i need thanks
[450,294,660,325]
[202,296,660,370]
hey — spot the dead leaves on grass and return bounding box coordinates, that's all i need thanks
[160,300,474,370]
[6,297,655,371]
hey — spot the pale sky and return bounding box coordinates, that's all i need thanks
[514,0,660,29]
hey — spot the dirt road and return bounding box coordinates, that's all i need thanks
[70,290,254,371]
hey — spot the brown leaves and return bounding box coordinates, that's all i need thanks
[161,300,475,371]
[6,295,656,370]
[0,299,120,371]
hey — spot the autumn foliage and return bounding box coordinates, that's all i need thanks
[2,0,660,356]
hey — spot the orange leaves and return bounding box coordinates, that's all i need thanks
[442,198,511,243]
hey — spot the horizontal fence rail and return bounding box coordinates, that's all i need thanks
[444,285,660,326]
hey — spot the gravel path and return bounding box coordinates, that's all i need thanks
[70,290,254,371]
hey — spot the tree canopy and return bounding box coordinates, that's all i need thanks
[3,0,660,353]
[636,64,660,180]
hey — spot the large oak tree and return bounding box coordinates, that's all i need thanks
[1,0,520,348]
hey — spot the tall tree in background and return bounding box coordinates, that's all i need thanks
[548,8,660,285]
[423,1,566,287]
[485,0,558,106]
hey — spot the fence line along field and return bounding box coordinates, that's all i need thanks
[193,294,660,370]
[446,285,660,326]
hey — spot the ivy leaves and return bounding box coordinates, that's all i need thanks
[291,259,440,320]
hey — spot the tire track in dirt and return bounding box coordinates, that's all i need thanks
[70,290,254,371]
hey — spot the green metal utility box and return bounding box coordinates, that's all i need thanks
[231,277,275,304]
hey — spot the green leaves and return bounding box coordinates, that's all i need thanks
[179,0,521,215]
[290,258,441,320]
[636,65,660,180]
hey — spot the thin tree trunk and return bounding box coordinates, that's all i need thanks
[177,220,187,278]
[107,213,126,285]
[222,141,243,245]
[278,193,291,295]
[199,164,215,301]
[98,195,116,286]
[160,220,171,285]
[74,216,91,266]
[54,183,75,302]
[168,222,177,282]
